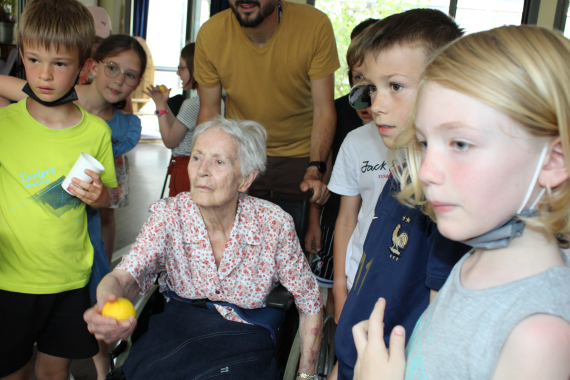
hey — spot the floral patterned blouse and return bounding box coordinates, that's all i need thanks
[117,193,323,323]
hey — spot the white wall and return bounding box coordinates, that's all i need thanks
[78,0,97,7]
[537,0,558,29]
[99,0,123,35]
[76,0,123,35]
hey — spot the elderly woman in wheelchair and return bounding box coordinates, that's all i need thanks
[84,116,324,379]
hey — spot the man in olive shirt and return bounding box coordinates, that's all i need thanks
[194,0,339,204]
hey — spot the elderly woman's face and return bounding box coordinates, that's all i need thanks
[188,128,248,209]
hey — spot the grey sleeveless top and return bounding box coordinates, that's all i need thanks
[405,251,570,380]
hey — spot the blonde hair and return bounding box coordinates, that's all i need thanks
[19,0,94,66]
[394,25,570,247]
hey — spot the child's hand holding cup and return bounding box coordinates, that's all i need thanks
[62,152,105,195]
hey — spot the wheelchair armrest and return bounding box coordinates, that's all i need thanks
[108,340,128,370]
[265,284,294,310]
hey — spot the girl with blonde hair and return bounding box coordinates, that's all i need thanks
[352,25,570,380]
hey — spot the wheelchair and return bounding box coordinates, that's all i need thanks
[106,190,336,380]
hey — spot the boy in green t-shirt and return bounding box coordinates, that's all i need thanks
[0,0,117,378]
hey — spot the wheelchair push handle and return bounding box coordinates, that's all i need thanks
[303,183,329,205]
[303,188,314,203]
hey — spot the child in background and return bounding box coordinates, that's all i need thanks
[0,34,146,380]
[333,9,469,380]
[145,42,225,197]
[327,19,390,323]
[306,18,377,316]
[353,25,570,380]
[94,36,146,263]
[0,0,117,378]
[72,35,146,379]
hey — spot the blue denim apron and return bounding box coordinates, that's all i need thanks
[122,296,279,379]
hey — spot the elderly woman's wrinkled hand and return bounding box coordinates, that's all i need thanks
[84,294,137,344]
[352,298,407,380]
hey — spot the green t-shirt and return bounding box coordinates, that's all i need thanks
[0,99,118,294]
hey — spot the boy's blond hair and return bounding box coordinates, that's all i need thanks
[19,0,94,66]
[394,25,570,247]
[347,8,463,70]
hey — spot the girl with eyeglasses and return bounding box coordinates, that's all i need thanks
[70,34,148,380]
[79,35,146,266]
[75,33,147,380]
[144,42,225,197]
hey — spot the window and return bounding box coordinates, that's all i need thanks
[190,0,213,42]
[564,1,570,38]
[454,0,525,35]
[315,0,451,98]
[139,0,188,138]
[145,0,188,96]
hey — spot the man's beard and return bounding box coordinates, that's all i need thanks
[230,0,277,28]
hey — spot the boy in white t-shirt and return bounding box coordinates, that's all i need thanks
[329,65,390,321]
[306,20,379,320]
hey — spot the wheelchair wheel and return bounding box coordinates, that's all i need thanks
[283,330,301,380]
[282,313,336,380]
[317,314,336,377]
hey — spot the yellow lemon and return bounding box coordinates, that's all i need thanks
[102,298,136,321]
[159,85,167,93]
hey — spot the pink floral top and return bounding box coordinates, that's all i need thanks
[117,193,323,323]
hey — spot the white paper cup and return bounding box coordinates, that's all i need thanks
[61,152,105,195]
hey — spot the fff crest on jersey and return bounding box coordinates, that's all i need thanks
[389,216,411,260]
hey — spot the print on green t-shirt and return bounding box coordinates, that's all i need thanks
[31,176,82,216]
[8,175,84,217]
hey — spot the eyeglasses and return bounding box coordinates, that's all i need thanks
[348,82,373,110]
[98,61,141,87]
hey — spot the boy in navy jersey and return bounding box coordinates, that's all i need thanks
[333,9,470,380]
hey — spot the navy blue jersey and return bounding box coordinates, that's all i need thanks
[335,176,469,380]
